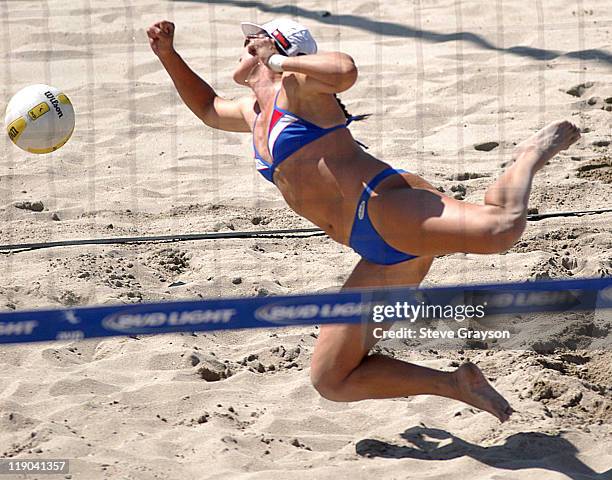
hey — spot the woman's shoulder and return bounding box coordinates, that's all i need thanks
[280,72,336,106]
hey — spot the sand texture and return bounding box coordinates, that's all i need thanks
[1,0,611,479]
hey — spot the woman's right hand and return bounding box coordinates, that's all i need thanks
[147,21,175,58]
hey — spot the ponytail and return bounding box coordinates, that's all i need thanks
[334,94,370,122]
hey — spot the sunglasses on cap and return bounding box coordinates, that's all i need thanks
[243,31,290,56]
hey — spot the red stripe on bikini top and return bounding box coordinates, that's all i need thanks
[269,108,284,133]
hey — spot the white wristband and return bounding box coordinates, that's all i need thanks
[267,54,286,73]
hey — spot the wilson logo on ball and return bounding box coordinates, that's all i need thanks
[45,91,64,118]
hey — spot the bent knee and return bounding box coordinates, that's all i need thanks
[310,365,349,402]
[480,210,526,253]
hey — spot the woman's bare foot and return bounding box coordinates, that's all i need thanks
[452,362,514,422]
[512,120,581,171]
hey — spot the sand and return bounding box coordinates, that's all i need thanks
[1,0,611,478]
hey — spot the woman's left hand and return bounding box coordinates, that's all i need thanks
[247,36,279,68]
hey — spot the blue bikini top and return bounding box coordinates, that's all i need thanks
[252,89,363,183]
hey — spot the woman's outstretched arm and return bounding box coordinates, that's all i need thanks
[147,20,251,132]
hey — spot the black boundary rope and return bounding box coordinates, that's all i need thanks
[525,207,612,221]
[0,228,326,253]
[1,208,610,254]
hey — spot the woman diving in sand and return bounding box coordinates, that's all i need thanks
[147,18,581,422]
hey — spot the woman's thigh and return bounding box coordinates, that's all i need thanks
[311,256,434,382]
[368,173,507,256]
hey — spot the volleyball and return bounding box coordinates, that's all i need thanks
[4,84,75,154]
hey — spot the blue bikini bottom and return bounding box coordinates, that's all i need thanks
[348,168,418,265]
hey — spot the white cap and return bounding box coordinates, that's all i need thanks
[240,18,317,57]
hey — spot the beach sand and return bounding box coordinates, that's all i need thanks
[1,0,611,478]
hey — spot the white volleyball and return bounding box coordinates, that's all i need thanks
[5,84,75,154]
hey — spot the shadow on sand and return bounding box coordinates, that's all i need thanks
[356,426,611,480]
[174,0,612,65]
